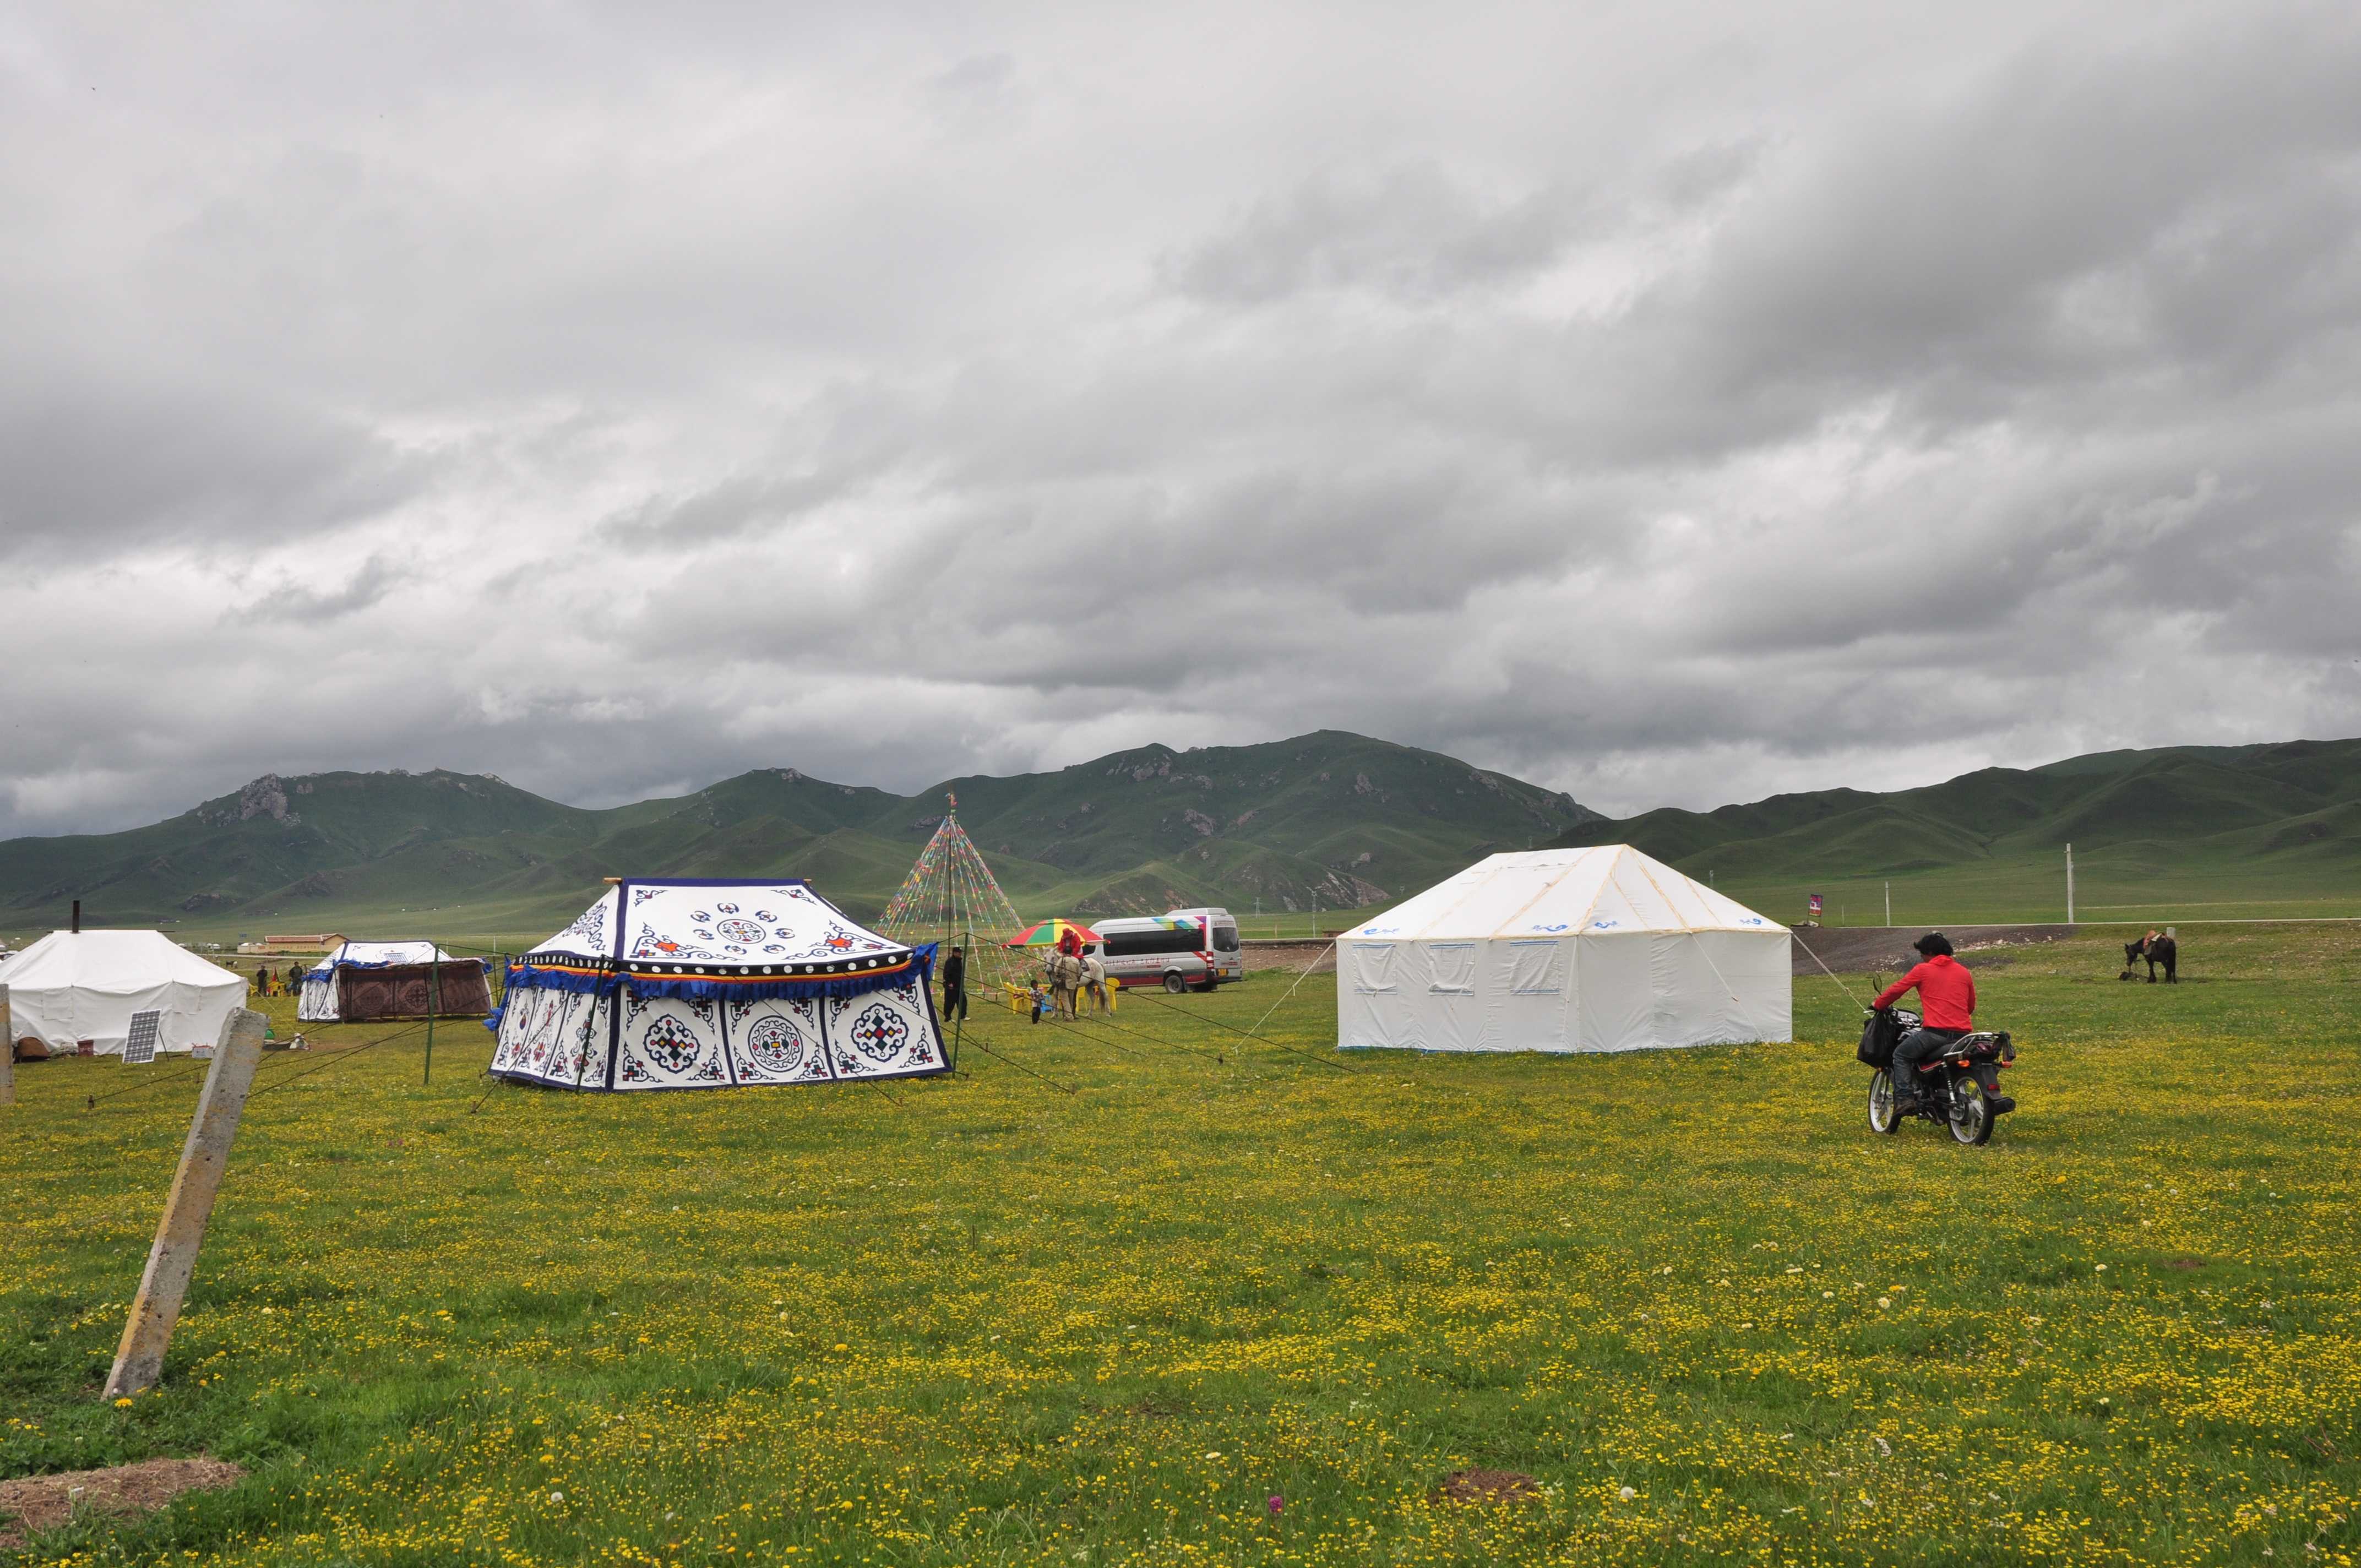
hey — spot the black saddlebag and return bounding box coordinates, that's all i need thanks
[1858,1010,1903,1068]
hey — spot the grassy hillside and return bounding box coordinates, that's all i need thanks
[1557,738,2361,925]
[0,734,1601,946]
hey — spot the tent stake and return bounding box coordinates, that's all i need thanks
[104,1007,266,1399]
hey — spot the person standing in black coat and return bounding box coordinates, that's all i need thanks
[940,944,967,1022]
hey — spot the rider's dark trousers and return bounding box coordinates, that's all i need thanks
[1893,1027,1966,1101]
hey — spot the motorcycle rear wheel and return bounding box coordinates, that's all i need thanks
[1949,1081,1994,1146]
[1867,1070,1901,1135]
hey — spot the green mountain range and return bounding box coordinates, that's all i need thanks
[1553,738,2361,925]
[0,732,1600,943]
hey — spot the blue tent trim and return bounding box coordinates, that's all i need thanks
[502,944,936,1006]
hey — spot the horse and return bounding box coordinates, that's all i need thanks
[2123,933,2178,984]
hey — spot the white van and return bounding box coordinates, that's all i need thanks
[1093,907,1244,992]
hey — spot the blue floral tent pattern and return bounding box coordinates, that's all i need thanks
[489,879,945,1091]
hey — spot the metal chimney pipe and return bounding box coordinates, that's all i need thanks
[72,899,81,934]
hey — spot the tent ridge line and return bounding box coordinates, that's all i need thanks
[1626,855,1702,934]
[1489,848,1596,937]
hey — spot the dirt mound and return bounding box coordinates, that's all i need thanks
[1434,1468,1541,1506]
[0,1456,244,1548]
[1792,924,2079,978]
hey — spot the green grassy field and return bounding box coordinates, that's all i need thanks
[3,925,2356,1565]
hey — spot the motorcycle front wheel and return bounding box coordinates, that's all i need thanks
[1949,1079,1994,1146]
[1867,1070,1901,1135]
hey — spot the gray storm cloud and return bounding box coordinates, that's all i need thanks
[2,0,2358,836]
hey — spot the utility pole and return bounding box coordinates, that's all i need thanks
[2066,843,2075,923]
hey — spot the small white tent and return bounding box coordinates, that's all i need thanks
[0,930,247,1056]
[1337,846,1790,1054]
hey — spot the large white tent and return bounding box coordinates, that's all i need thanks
[0,930,247,1056]
[1337,846,1790,1054]
[490,878,947,1091]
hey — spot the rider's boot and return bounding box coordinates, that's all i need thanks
[1891,1061,1924,1110]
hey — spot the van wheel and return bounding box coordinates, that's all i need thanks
[1163,973,1187,994]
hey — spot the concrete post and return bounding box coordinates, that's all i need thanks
[103,1006,266,1399]
[2,984,13,1106]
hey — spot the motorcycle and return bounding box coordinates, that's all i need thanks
[1860,1008,2019,1145]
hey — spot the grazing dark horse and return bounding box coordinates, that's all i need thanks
[2123,933,2178,984]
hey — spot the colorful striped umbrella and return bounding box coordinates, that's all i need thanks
[1005,918,1101,949]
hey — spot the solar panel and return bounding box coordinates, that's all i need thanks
[123,1009,162,1066]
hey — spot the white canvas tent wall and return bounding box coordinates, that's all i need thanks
[1337,846,1790,1053]
[490,878,947,1091]
[0,930,247,1055]
[298,940,460,1021]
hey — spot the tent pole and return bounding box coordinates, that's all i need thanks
[424,946,440,1086]
[1,984,13,1107]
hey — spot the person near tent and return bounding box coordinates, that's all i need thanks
[1870,932,1976,1110]
[940,943,967,1022]
[1082,948,1108,1015]
[254,964,271,999]
[1046,949,1079,1020]
[1029,975,1047,1025]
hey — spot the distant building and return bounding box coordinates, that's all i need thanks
[235,933,345,954]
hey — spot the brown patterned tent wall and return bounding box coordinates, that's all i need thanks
[335,962,492,1022]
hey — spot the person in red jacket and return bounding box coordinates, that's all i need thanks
[1871,932,1974,1109]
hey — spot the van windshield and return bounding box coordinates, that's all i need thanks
[1211,924,1240,952]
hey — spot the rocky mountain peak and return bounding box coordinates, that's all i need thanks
[231,774,300,826]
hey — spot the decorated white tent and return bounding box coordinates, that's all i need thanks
[490,878,946,1091]
[0,930,246,1056]
[1337,846,1790,1054]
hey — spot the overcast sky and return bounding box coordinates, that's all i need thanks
[5,0,2359,836]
